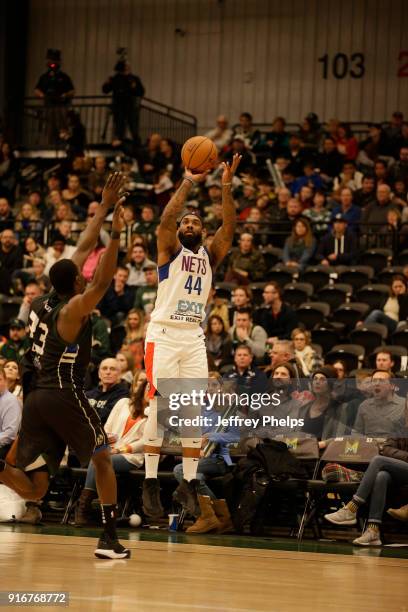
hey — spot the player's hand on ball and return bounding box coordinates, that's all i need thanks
[101,172,126,209]
[184,168,210,183]
[221,153,242,184]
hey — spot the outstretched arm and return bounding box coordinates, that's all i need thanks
[209,154,241,269]
[71,172,125,270]
[58,197,126,341]
[157,169,208,265]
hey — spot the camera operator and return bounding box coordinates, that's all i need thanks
[34,49,75,143]
[102,58,145,147]
[34,49,75,106]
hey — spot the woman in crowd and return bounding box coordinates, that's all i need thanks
[111,308,145,354]
[75,371,148,526]
[173,373,237,534]
[300,366,345,442]
[0,141,18,199]
[205,315,233,370]
[282,218,316,271]
[116,350,135,386]
[15,203,42,242]
[3,360,22,403]
[363,274,407,335]
[336,123,358,160]
[82,237,106,283]
[291,328,322,376]
[256,362,303,437]
[229,286,253,325]
[325,437,408,546]
[303,190,331,238]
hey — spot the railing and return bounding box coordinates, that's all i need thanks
[20,95,197,149]
[2,216,400,255]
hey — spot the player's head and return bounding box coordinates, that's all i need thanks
[49,259,86,297]
[177,212,203,251]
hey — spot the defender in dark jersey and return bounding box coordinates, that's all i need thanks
[0,173,131,559]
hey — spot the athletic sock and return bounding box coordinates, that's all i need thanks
[346,500,360,514]
[100,504,118,541]
[367,522,380,532]
[144,453,160,479]
[182,456,199,482]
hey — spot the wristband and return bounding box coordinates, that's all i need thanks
[183,176,195,186]
[111,230,121,240]
[222,182,232,186]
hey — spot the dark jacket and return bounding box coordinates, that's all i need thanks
[315,230,358,265]
[254,303,298,339]
[0,246,23,294]
[223,366,269,397]
[98,284,135,321]
[381,438,408,462]
[86,382,129,425]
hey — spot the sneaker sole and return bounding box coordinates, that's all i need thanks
[324,514,357,526]
[352,540,382,546]
[94,548,131,559]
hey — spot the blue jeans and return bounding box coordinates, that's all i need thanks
[353,455,408,523]
[173,456,229,499]
[85,454,134,491]
[364,310,397,335]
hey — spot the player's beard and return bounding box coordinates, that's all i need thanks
[178,229,202,251]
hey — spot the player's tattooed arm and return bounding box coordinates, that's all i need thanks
[71,172,125,270]
[209,154,241,269]
[157,168,208,262]
[61,197,126,331]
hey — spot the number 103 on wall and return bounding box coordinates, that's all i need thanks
[318,51,408,78]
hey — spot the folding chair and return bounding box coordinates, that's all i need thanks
[338,266,374,290]
[283,282,314,307]
[355,284,389,311]
[296,302,330,330]
[359,248,393,273]
[325,344,365,372]
[333,302,369,330]
[350,323,387,357]
[316,284,353,312]
[301,437,380,540]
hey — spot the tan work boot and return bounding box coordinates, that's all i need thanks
[74,488,97,526]
[387,504,408,522]
[19,502,42,524]
[212,498,234,534]
[185,495,221,534]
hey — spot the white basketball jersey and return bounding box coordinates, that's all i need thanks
[150,246,212,328]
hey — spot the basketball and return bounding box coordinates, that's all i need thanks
[181,136,218,173]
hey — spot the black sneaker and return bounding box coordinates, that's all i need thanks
[173,479,200,516]
[94,535,131,559]
[142,478,164,518]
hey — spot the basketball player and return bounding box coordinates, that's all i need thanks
[0,173,131,559]
[143,153,241,517]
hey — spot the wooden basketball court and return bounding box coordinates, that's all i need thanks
[1,528,407,611]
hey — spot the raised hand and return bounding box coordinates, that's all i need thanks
[111,194,127,234]
[101,172,126,209]
[221,154,242,185]
[184,167,210,183]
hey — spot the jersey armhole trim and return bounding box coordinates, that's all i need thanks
[158,247,182,282]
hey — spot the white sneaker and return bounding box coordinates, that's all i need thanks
[353,528,382,546]
[324,506,357,525]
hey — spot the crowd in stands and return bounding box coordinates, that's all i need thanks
[1,108,408,540]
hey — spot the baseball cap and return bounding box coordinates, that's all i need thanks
[9,318,25,330]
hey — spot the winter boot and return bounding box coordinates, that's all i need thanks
[212,498,234,534]
[74,488,97,526]
[186,495,221,534]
